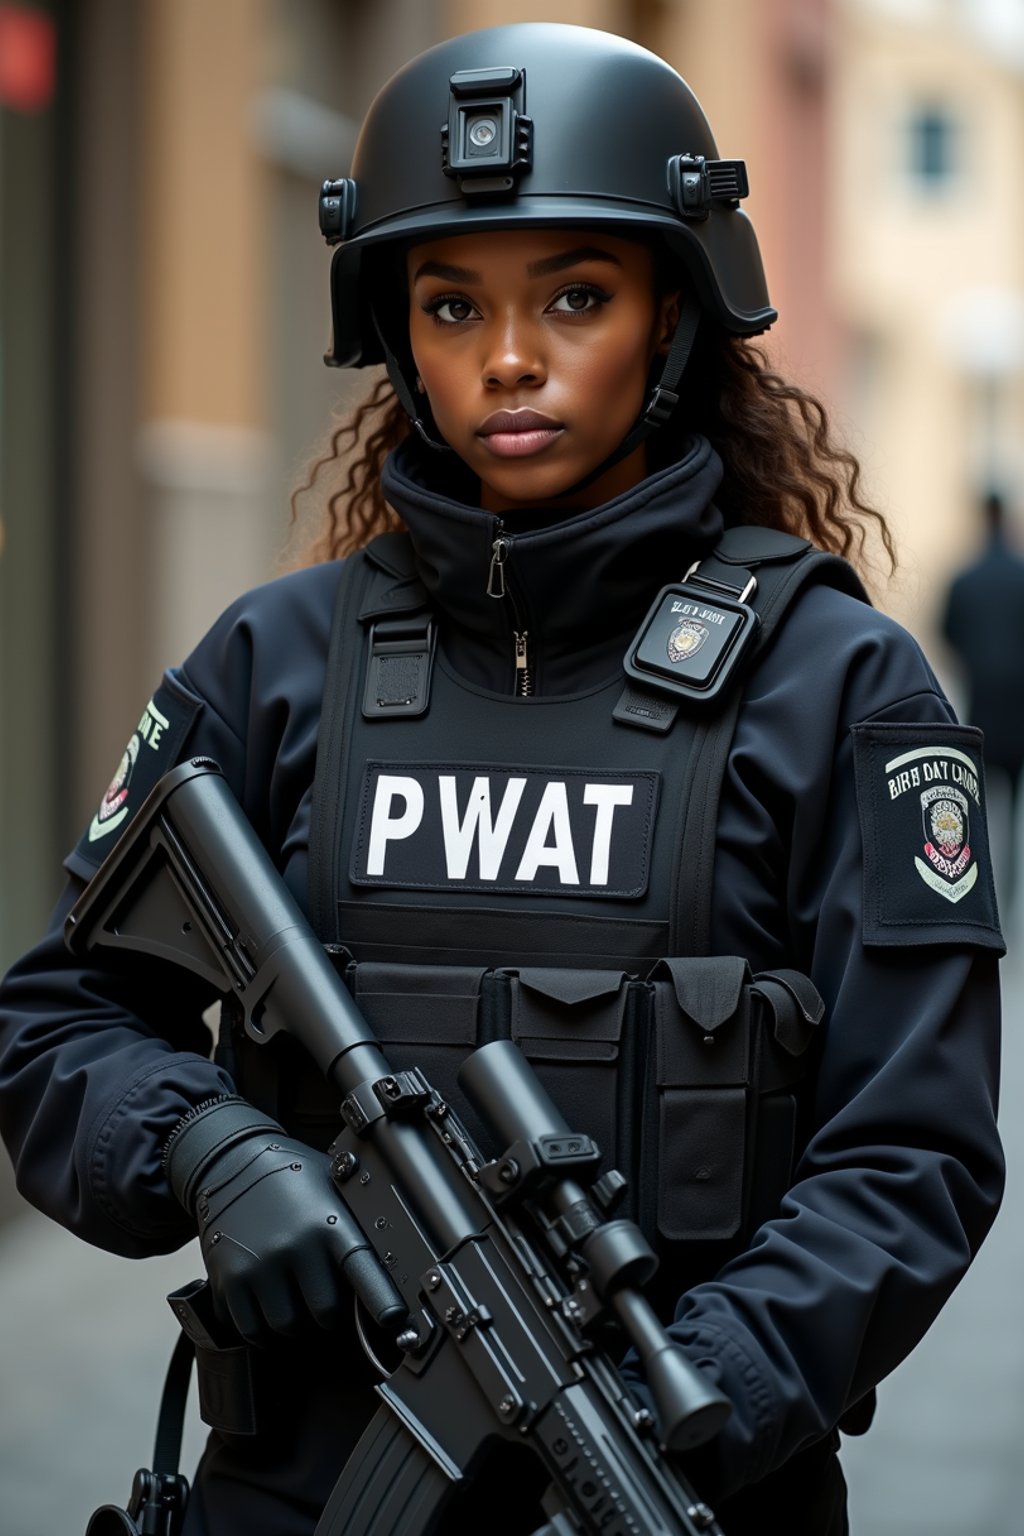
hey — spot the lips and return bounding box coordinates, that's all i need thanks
[477,408,564,459]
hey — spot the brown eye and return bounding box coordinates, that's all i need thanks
[548,284,610,315]
[426,295,476,325]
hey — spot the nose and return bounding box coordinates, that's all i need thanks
[482,308,546,389]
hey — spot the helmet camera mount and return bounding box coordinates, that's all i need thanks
[441,67,533,197]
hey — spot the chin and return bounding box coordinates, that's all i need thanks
[481,464,586,508]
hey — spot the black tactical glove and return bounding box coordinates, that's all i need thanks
[165,1096,405,1344]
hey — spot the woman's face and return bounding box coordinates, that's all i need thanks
[406,228,680,513]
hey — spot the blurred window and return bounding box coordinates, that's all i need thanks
[907,103,960,191]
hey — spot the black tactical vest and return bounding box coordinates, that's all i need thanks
[234,526,866,1303]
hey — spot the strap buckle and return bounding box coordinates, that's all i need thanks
[683,557,758,607]
[362,615,436,720]
[644,385,681,428]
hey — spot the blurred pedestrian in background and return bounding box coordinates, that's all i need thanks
[942,489,1024,910]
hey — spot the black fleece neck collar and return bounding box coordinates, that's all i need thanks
[380,435,725,694]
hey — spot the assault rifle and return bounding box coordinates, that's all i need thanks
[66,757,730,1536]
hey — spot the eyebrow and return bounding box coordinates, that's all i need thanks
[528,246,623,278]
[412,246,624,285]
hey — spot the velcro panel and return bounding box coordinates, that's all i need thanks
[350,762,660,898]
[657,1087,746,1242]
[353,963,484,1045]
[374,654,426,706]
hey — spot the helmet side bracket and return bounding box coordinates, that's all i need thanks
[667,155,750,222]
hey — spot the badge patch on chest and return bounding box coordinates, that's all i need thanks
[350,762,660,898]
[851,722,1003,947]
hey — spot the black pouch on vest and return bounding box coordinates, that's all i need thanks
[505,968,633,1175]
[643,958,823,1243]
[315,955,822,1253]
[647,957,752,1242]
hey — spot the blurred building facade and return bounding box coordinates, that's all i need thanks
[834,0,1024,645]
[3,0,1023,976]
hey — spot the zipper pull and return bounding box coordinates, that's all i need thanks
[487,535,509,599]
[514,631,532,696]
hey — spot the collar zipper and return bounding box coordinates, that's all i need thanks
[514,631,532,697]
[486,532,509,598]
[485,523,532,695]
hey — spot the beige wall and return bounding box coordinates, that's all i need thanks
[444,0,626,34]
[141,0,268,430]
[656,0,837,398]
[136,0,276,691]
[71,0,148,821]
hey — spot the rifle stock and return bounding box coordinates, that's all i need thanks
[66,758,729,1536]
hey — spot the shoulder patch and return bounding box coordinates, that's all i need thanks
[851,722,1004,949]
[69,676,201,876]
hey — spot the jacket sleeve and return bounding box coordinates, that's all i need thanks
[0,568,332,1257]
[667,592,1005,1499]
[0,879,235,1256]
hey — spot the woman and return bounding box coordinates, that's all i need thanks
[0,23,1005,1536]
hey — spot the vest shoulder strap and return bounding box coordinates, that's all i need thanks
[701,523,869,643]
[670,529,869,955]
[309,534,430,943]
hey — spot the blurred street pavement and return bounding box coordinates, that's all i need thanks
[0,942,1021,1535]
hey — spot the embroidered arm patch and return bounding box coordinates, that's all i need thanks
[67,675,201,878]
[851,721,1003,948]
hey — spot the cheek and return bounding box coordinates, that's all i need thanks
[409,327,475,421]
[420,373,464,435]
[564,327,655,409]
[410,349,456,422]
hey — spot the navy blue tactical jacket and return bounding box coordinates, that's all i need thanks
[0,437,1005,1505]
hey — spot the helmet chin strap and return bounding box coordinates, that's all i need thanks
[560,295,701,497]
[373,310,454,453]
[373,295,702,489]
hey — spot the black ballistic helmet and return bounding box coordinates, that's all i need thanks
[320,22,776,373]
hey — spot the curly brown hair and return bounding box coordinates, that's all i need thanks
[288,332,894,573]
